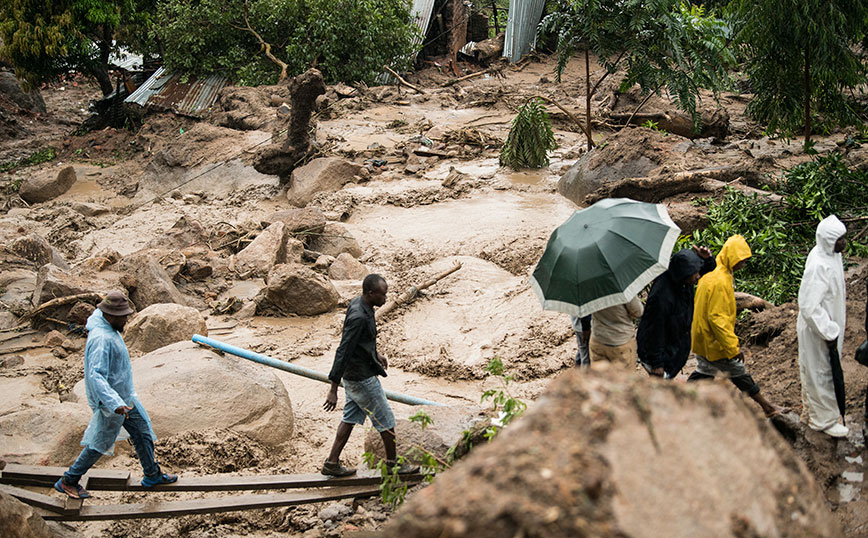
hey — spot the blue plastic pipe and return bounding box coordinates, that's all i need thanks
[192,334,445,407]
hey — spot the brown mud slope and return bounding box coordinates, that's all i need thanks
[379,367,839,538]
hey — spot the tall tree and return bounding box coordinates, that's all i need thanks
[0,0,151,96]
[539,0,734,150]
[733,0,868,144]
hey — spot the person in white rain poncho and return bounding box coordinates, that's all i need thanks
[53,291,178,499]
[798,215,849,438]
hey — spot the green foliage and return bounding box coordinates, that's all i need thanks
[155,0,419,86]
[539,0,735,134]
[408,410,433,430]
[499,98,557,169]
[732,0,868,142]
[678,153,868,304]
[480,357,527,441]
[362,453,409,510]
[0,0,153,95]
[0,147,56,174]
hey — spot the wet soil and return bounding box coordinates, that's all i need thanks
[2,53,868,537]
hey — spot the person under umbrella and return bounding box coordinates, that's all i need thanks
[637,245,715,378]
[798,215,849,438]
[588,294,643,367]
[688,235,789,418]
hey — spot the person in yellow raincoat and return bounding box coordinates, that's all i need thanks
[687,235,790,417]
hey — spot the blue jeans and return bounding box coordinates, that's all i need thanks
[64,406,159,484]
[342,376,396,432]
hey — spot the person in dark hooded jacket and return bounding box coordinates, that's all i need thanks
[637,246,715,378]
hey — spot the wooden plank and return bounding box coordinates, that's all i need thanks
[1,464,130,488]
[115,470,423,492]
[43,486,382,521]
[0,484,66,514]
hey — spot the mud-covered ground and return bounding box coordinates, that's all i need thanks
[3,52,868,537]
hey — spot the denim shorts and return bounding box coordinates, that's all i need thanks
[342,376,395,432]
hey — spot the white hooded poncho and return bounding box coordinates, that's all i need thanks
[797,215,847,430]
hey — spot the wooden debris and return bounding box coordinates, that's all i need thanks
[22,293,102,322]
[376,262,462,321]
[383,65,425,94]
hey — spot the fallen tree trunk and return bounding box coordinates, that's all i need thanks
[584,166,779,205]
[735,292,774,312]
[22,293,102,322]
[376,262,462,321]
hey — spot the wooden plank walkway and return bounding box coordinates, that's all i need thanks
[0,463,422,491]
[41,485,382,521]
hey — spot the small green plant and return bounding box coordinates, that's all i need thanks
[408,410,433,430]
[0,147,56,173]
[363,452,410,510]
[480,357,527,441]
[642,119,659,130]
[499,98,557,169]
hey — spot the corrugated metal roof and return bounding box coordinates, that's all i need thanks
[503,0,546,63]
[410,0,436,54]
[124,67,230,118]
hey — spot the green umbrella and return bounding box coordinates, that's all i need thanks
[530,198,680,317]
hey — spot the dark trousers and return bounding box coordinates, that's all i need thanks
[687,370,761,397]
[63,406,159,485]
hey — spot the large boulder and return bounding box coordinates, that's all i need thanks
[364,405,489,464]
[234,222,303,277]
[0,491,53,538]
[0,268,36,314]
[5,233,54,267]
[261,206,327,236]
[0,401,92,464]
[32,264,123,308]
[257,263,339,316]
[19,165,77,204]
[557,130,675,206]
[379,369,840,538]
[116,252,187,310]
[0,71,46,113]
[72,341,294,447]
[124,303,208,353]
[307,222,363,258]
[328,252,368,281]
[287,157,365,207]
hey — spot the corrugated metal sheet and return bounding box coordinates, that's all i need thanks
[503,0,546,63]
[124,67,230,118]
[410,0,437,54]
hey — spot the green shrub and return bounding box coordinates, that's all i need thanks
[499,98,557,169]
[678,153,868,304]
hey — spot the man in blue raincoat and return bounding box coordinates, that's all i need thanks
[54,290,177,499]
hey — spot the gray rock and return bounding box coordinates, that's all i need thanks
[0,71,46,113]
[328,253,368,281]
[72,341,294,447]
[234,222,304,277]
[0,312,18,330]
[69,201,110,217]
[0,491,53,538]
[19,165,77,204]
[364,405,489,465]
[307,222,362,258]
[5,233,54,266]
[257,263,339,316]
[0,401,92,464]
[67,302,95,325]
[0,269,36,313]
[287,157,365,207]
[0,355,24,369]
[318,502,353,522]
[117,253,187,310]
[32,264,123,308]
[261,206,327,236]
[125,303,208,353]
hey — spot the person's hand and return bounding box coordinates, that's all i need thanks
[693,245,712,259]
[826,339,838,352]
[377,352,388,370]
[114,405,132,417]
[323,390,338,412]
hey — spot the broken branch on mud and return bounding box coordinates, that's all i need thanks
[382,65,425,94]
[376,262,462,321]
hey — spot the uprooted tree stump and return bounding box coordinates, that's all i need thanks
[254,68,326,184]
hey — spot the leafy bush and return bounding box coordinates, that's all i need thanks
[155,0,419,86]
[678,153,868,304]
[499,98,557,169]
[0,147,56,174]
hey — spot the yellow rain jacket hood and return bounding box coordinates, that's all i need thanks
[691,235,752,360]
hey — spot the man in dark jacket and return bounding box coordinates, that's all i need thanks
[637,246,714,378]
[321,274,418,477]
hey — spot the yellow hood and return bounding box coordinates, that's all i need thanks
[715,234,752,272]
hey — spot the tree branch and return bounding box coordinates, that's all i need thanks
[233,0,288,82]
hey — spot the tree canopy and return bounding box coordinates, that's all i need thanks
[731,0,868,143]
[154,0,420,86]
[0,0,153,96]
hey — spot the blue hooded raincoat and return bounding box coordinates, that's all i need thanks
[80,309,156,455]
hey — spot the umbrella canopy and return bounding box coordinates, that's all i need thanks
[530,198,680,317]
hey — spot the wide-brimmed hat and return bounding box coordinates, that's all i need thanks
[97,290,134,316]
